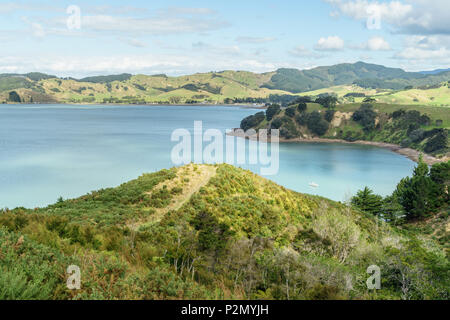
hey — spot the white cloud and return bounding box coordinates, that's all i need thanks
[77,13,227,35]
[362,36,391,51]
[325,0,450,35]
[17,6,228,39]
[314,36,345,51]
[395,47,450,60]
[394,35,450,65]
[0,53,283,78]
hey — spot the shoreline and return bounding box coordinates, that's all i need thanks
[1,102,266,109]
[228,129,448,166]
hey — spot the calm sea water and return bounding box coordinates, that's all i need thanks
[0,104,416,208]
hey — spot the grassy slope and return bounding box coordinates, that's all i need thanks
[1,66,449,106]
[0,164,448,300]
[0,71,290,104]
[297,83,450,107]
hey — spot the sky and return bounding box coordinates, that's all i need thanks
[0,0,450,77]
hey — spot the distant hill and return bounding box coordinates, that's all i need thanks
[77,73,133,83]
[1,62,449,104]
[419,68,450,75]
[262,62,424,93]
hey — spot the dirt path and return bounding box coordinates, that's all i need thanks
[128,164,217,230]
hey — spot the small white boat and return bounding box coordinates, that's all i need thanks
[309,182,319,188]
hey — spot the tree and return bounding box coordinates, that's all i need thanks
[394,156,442,220]
[351,187,383,216]
[285,106,296,118]
[352,104,377,131]
[430,161,450,203]
[279,117,298,139]
[190,211,233,270]
[307,111,329,136]
[240,112,265,131]
[315,96,337,109]
[381,196,405,224]
[324,109,335,122]
[424,130,448,153]
[266,104,281,121]
[297,102,307,113]
[8,91,21,103]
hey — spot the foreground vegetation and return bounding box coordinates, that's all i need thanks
[0,163,448,300]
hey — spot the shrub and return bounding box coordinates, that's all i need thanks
[266,104,281,121]
[408,129,425,143]
[271,118,283,129]
[280,118,298,139]
[295,113,308,126]
[240,112,265,131]
[307,111,329,136]
[315,96,337,109]
[285,106,297,118]
[324,109,335,123]
[425,130,448,153]
[297,102,307,113]
[352,104,377,131]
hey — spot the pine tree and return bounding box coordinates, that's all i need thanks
[394,155,443,220]
[351,187,383,216]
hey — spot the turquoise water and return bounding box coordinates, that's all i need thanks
[0,104,416,208]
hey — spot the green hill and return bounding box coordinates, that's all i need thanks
[262,62,422,93]
[0,164,448,300]
[242,101,449,159]
[1,62,449,105]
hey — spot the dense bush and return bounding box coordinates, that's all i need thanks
[285,106,297,117]
[324,109,335,123]
[271,118,283,129]
[0,163,448,300]
[297,102,307,113]
[8,91,21,102]
[315,96,337,109]
[306,111,329,136]
[240,112,265,131]
[265,104,281,121]
[424,130,448,153]
[352,104,377,131]
[295,113,308,126]
[279,117,298,139]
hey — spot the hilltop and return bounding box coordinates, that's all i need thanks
[0,164,448,300]
[1,62,450,105]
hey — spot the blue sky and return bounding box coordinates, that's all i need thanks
[0,0,449,77]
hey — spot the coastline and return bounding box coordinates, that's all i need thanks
[1,102,266,109]
[228,129,448,166]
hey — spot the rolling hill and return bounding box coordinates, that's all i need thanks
[0,164,448,300]
[1,62,449,105]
